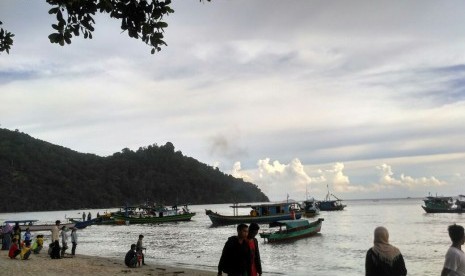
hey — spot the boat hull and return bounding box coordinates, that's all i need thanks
[112,212,196,224]
[20,223,75,232]
[205,210,303,226]
[260,218,324,243]
[422,206,465,213]
[317,201,346,211]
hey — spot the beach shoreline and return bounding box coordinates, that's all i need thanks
[0,250,217,276]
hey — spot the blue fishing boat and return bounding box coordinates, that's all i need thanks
[302,198,320,217]
[205,201,303,226]
[259,218,324,243]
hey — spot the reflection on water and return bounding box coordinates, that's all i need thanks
[0,199,458,275]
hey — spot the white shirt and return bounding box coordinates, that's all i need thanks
[444,246,465,276]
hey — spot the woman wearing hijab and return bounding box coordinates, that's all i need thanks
[365,226,407,276]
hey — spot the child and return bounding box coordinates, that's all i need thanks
[8,238,20,259]
[32,235,44,254]
[20,241,32,260]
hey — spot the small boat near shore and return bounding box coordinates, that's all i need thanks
[205,201,303,226]
[2,220,75,232]
[422,195,465,213]
[259,218,324,243]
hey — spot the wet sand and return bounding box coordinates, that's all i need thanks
[0,251,216,276]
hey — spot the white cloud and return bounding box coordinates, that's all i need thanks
[376,163,446,189]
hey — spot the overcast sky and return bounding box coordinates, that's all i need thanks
[1,0,465,201]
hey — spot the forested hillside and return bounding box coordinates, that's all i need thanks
[0,128,268,212]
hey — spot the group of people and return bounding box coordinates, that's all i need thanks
[217,223,262,276]
[49,220,78,259]
[365,224,465,276]
[124,234,147,267]
[2,223,45,260]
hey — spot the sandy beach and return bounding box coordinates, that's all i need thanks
[0,251,216,276]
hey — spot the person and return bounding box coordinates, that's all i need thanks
[50,240,61,259]
[136,234,146,265]
[71,228,78,256]
[32,234,44,254]
[218,223,250,276]
[441,224,465,276]
[20,240,32,260]
[51,220,60,244]
[13,222,21,249]
[60,226,68,257]
[87,212,92,221]
[2,223,13,250]
[365,226,407,276]
[247,223,262,276]
[23,227,32,245]
[82,212,86,222]
[9,238,21,259]
[124,244,138,268]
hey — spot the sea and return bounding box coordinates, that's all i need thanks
[0,198,461,276]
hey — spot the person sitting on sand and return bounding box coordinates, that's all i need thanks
[20,240,32,260]
[32,235,44,254]
[124,244,138,268]
[9,238,21,259]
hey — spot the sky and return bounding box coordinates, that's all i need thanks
[1,0,465,201]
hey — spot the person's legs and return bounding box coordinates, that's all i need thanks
[71,242,76,255]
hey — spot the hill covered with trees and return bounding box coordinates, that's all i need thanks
[0,128,268,212]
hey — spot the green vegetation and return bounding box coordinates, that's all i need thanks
[0,128,268,212]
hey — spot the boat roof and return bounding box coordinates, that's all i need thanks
[269,219,310,228]
[4,220,39,224]
[230,201,299,208]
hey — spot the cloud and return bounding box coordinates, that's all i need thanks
[376,163,446,189]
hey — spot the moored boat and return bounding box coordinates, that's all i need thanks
[422,195,465,213]
[259,218,324,243]
[112,203,196,224]
[317,186,346,211]
[205,201,303,226]
[2,220,75,232]
[301,198,320,217]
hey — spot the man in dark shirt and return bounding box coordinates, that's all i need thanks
[124,244,137,268]
[218,223,250,276]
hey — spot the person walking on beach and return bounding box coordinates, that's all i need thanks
[441,224,465,276]
[87,212,92,221]
[51,220,60,244]
[71,228,78,256]
[247,223,262,276]
[60,226,68,257]
[218,223,250,276]
[136,234,146,265]
[365,226,407,276]
[124,244,138,268]
[82,212,86,222]
[13,222,21,249]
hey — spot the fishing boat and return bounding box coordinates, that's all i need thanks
[112,203,196,224]
[2,220,75,232]
[301,198,320,217]
[205,201,303,226]
[421,195,465,213]
[259,218,324,243]
[317,186,346,211]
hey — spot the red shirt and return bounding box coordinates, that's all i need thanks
[248,239,257,276]
[9,243,19,258]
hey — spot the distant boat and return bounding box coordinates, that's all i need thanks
[2,220,75,232]
[301,198,320,217]
[422,195,465,213]
[205,201,303,226]
[112,203,196,224]
[317,186,346,211]
[259,218,324,243]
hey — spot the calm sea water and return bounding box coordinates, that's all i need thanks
[0,198,462,275]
